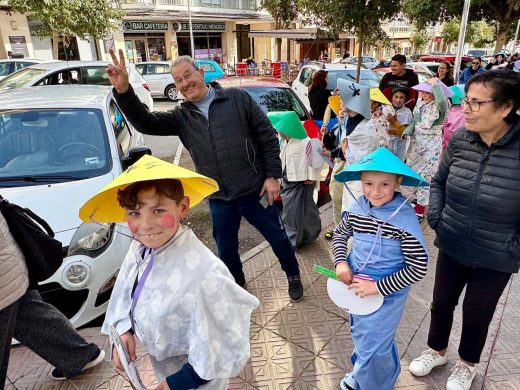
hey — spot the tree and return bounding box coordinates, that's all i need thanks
[403,0,520,52]
[260,0,299,61]
[8,0,124,59]
[410,30,429,53]
[441,19,494,50]
[299,0,401,81]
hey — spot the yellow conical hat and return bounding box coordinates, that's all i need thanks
[79,155,219,223]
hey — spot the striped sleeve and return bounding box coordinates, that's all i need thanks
[332,213,353,268]
[376,231,428,296]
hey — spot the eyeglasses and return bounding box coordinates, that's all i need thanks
[472,62,480,65]
[460,98,495,112]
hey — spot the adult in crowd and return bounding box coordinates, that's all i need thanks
[0,211,104,388]
[458,57,485,84]
[485,53,505,70]
[434,61,454,87]
[105,50,303,301]
[379,54,419,91]
[505,53,519,71]
[409,70,520,390]
[308,70,336,128]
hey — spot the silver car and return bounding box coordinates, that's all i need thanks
[0,85,150,327]
[0,60,154,111]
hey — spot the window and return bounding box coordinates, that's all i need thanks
[135,64,145,75]
[16,62,36,71]
[109,100,133,157]
[0,62,14,77]
[146,64,170,75]
[199,63,216,73]
[246,87,309,121]
[299,67,314,87]
[42,69,80,85]
[0,108,109,186]
[81,67,109,85]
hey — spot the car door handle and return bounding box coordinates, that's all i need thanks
[304,93,307,96]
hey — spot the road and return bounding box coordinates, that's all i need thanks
[142,99,180,160]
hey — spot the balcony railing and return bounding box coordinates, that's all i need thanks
[121,0,257,11]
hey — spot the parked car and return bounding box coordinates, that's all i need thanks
[217,76,329,196]
[418,55,473,72]
[409,53,428,61]
[0,85,150,327]
[292,63,380,110]
[409,61,440,75]
[341,55,380,69]
[0,60,153,110]
[135,59,225,101]
[0,58,47,80]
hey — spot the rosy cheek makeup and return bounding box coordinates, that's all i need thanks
[160,213,177,229]
[127,219,138,234]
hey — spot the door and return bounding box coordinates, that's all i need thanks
[144,63,171,96]
[125,39,147,63]
[292,66,314,110]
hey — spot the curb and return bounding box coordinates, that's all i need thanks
[173,141,184,165]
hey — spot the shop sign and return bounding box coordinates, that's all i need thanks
[9,36,28,56]
[172,21,225,32]
[123,21,168,32]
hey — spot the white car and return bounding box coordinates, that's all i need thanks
[341,55,381,69]
[135,59,226,101]
[0,59,47,80]
[0,85,150,327]
[292,63,381,110]
[0,60,153,111]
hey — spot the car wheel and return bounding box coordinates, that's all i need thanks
[165,85,179,101]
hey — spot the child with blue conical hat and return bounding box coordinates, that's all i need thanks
[332,147,429,390]
[267,111,326,248]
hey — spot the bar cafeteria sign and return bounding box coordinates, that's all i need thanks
[123,21,168,32]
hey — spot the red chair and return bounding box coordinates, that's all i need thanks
[236,63,247,76]
[271,62,282,78]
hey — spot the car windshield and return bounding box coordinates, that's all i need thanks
[327,69,380,89]
[0,68,47,90]
[244,86,309,121]
[0,108,110,187]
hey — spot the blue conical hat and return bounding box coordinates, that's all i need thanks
[334,147,428,187]
[337,78,371,120]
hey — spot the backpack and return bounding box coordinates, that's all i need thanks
[0,195,63,288]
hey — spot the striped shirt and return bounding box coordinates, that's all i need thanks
[332,212,428,296]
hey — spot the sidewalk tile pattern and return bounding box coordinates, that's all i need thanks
[6,204,519,389]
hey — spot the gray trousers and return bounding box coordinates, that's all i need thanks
[0,289,100,387]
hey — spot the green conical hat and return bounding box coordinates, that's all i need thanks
[267,111,307,140]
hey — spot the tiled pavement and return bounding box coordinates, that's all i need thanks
[6,204,520,389]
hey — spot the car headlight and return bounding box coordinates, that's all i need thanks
[64,262,91,287]
[68,223,114,257]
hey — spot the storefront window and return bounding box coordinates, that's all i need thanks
[147,36,166,61]
[180,33,222,60]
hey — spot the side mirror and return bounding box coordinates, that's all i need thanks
[122,146,152,170]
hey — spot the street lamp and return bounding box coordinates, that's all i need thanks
[187,0,195,57]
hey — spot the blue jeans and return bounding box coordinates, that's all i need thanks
[209,192,300,282]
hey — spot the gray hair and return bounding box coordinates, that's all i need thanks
[171,56,199,71]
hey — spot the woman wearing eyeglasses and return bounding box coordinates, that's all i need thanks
[409,70,520,390]
[458,57,485,84]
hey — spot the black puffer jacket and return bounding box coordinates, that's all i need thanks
[113,83,282,200]
[428,121,520,273]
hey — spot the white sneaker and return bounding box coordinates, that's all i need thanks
[409,348,448,377]
[446,360,477,390]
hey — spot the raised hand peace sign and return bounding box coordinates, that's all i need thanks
[106,48,130,94]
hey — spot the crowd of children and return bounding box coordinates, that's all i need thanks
[73,66,469,390]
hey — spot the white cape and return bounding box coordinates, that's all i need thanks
[102,226,259,386]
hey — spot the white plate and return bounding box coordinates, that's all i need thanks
[327,278,384,315]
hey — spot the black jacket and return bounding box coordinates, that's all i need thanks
[308,86,332,120]
[428,122,520,273]
[379,69,419,91]
[113,82,282,200]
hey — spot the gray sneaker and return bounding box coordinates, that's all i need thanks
[409,348,448,377]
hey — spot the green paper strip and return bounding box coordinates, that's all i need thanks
[312,264,339,280]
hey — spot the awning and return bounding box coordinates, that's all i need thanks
[248,28,318,40]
